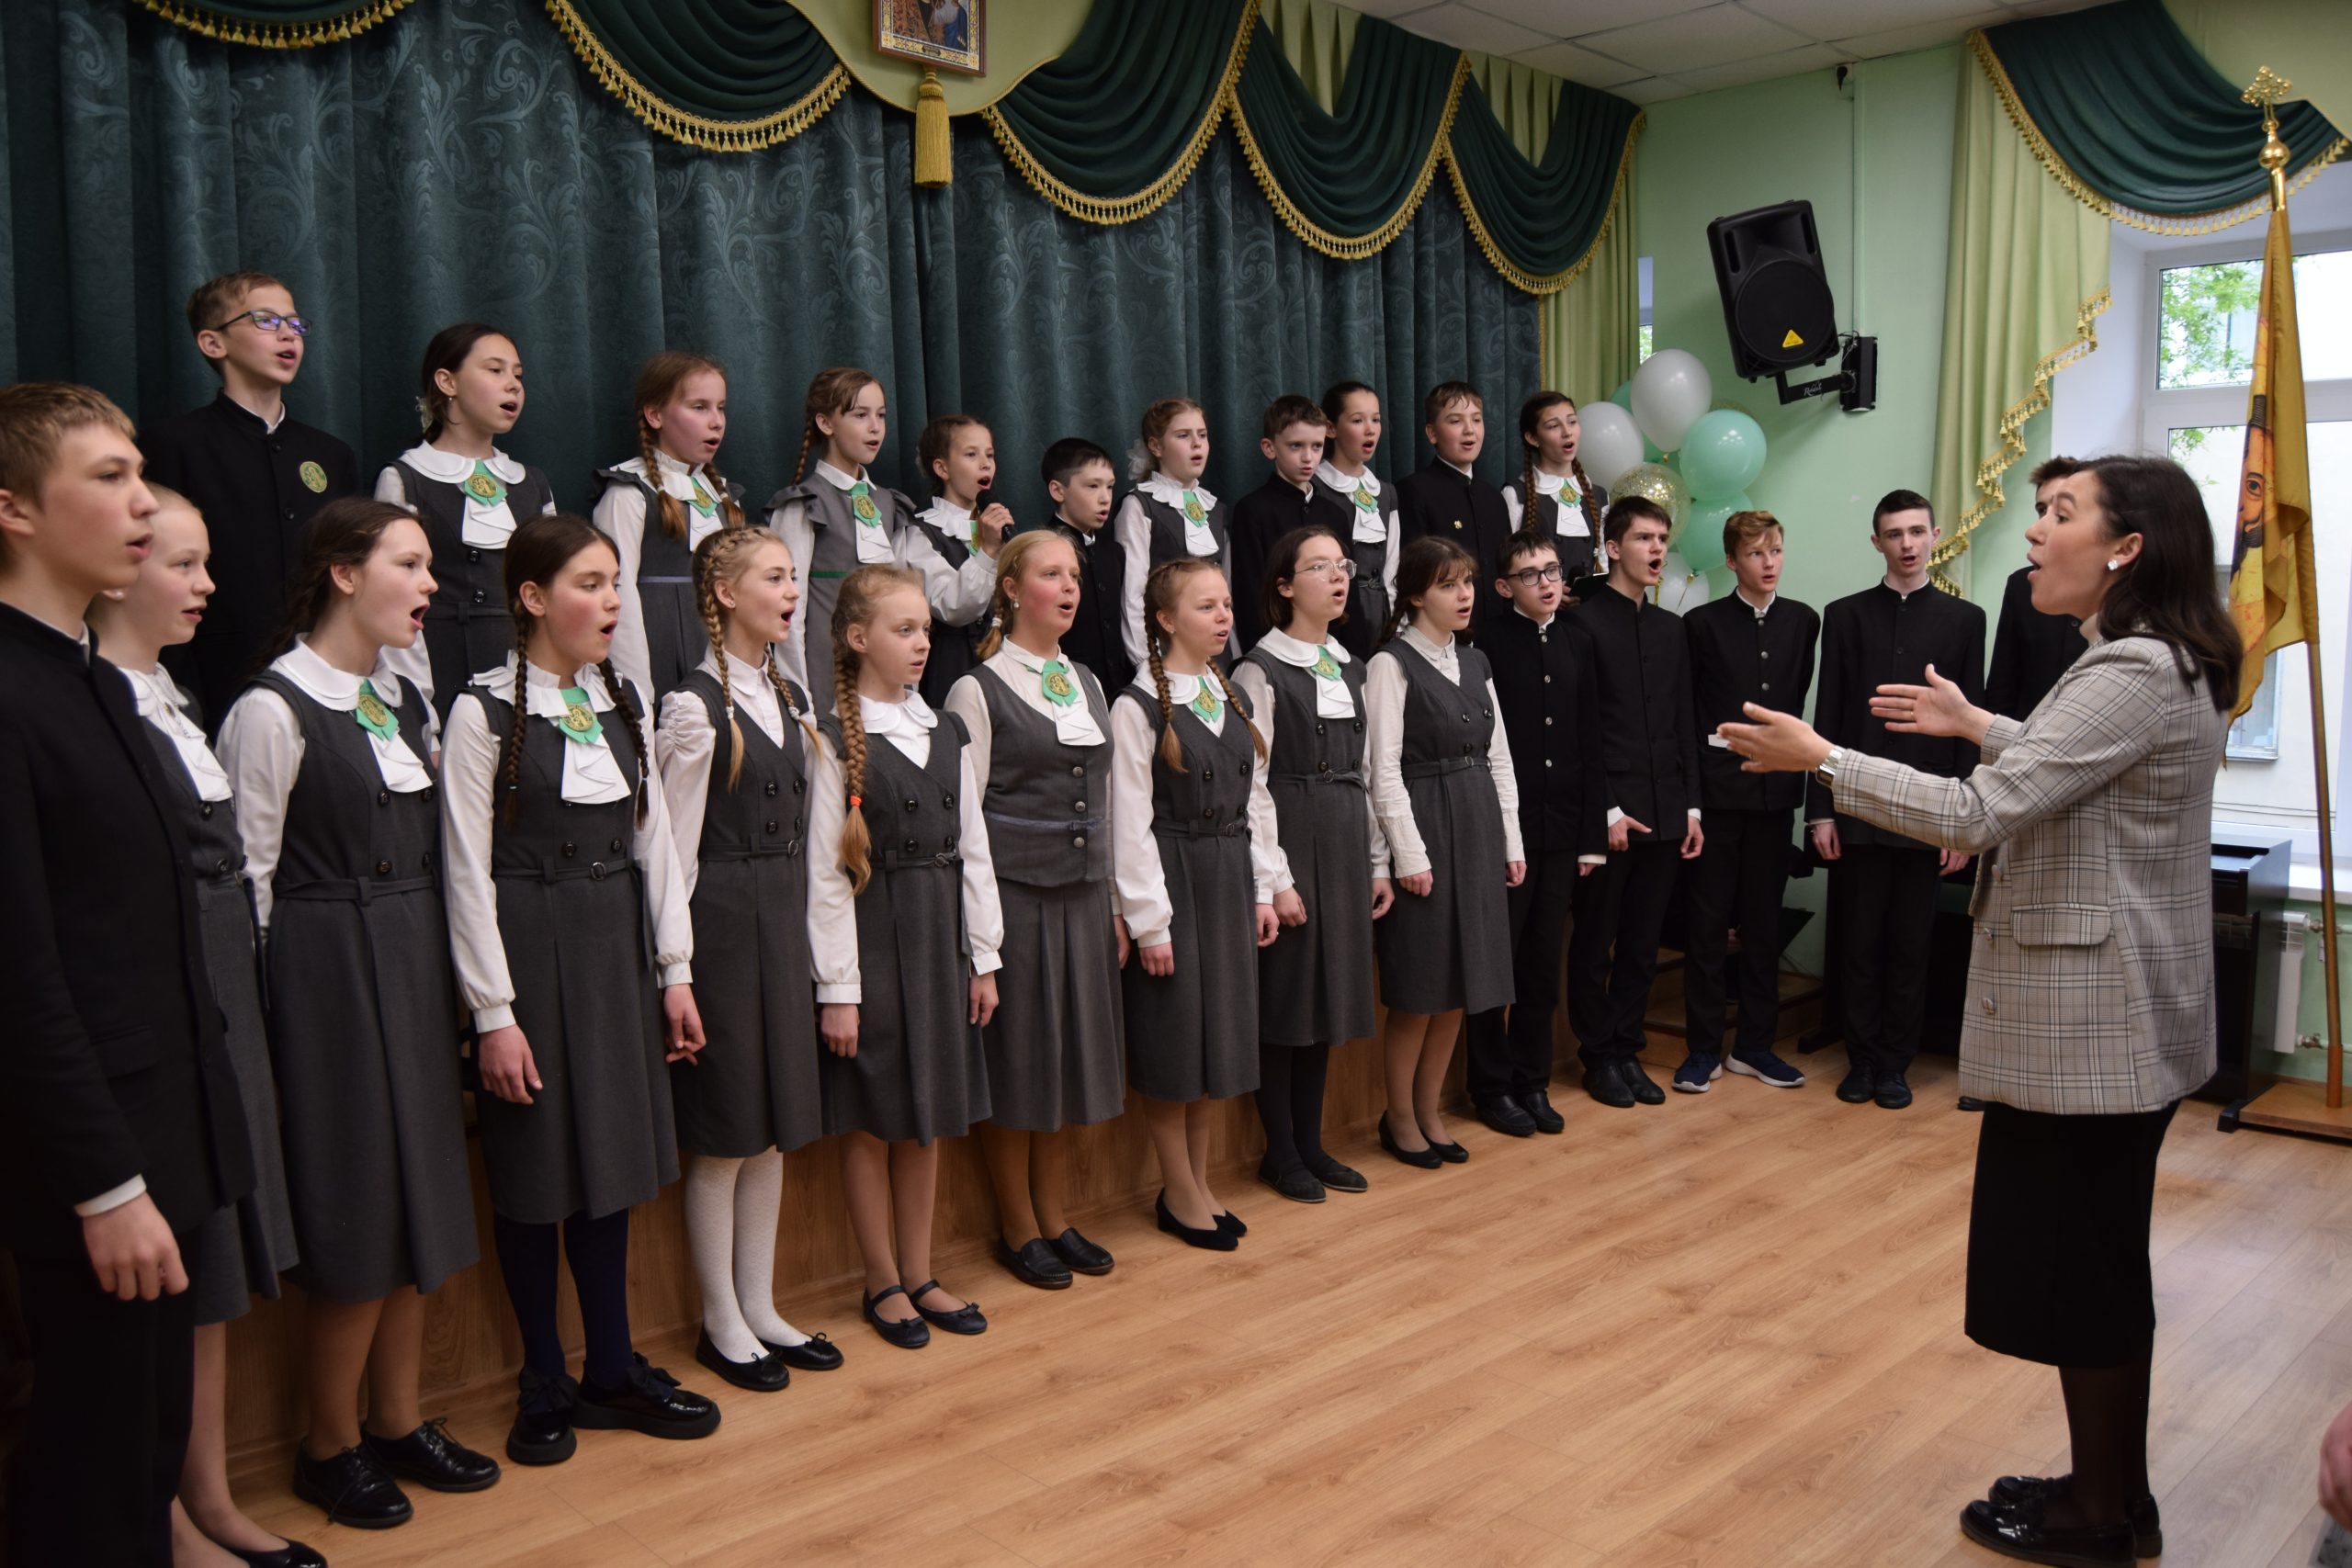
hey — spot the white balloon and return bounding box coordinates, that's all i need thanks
[1630,348,1713,453]
[1575,400,1645,490]
[1657,551,1711,615]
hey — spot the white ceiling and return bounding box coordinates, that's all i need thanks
[1328,0,2110,102]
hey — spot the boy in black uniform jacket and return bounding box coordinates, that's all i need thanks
[1985,457,2090,721]
[1395,381,1512,639]
[1677,510,1818,1094]
[1464,532,1609,1135]
[140,271,358,727]
[1563,496,1704,1109]
[1227,394,1329,651]
[1022,437,1132,693]
[0,384,254,1566]
[1807,490,1984,1111]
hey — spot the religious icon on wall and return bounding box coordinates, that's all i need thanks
[875,0,984,76]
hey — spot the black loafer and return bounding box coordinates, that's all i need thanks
[290,1442,413,1529]
[1213,1208,1248,1236]
[1378,1115,1443,1168]
[1620,1059,1667,1105]
[760,1331,845,1371]
[574,1355,721,1440]
[1048,1227,1115,1275]
[863,1285,931,1348]
[361,1416,501,1492]
[1475,1096,1537,1137]
[1582,1060,1635,1109]
[1959,1095,1988,1112]
[1516,1089,1566,1134]
[1304,1154,1368,1193]
[1155,1190,1238,1251]
[505,1369,579,1466]
[1988,1476,2162,1559]
[996,1236,1074,1290]
[1959,1497,2133,1566]
[1258,1161,1327,1203]
[1425,1136,1469,1163]
[226,1540,329,1568]
[695,1328,791,1392]
[906,1280,987,1335]
[1875,1071,1914,1110]
[1836,1066,1878,1104]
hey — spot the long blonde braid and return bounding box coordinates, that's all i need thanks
[639,419,687,543]
[827,560,918,895]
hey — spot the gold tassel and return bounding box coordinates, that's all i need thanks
[914,70,951,188]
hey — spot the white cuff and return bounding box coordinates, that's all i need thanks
[74,1175,147,1218]
[473,1004,516,1033]
[657,962,693,988]
[971,951,1003,976]
[1606,807,1625,827]
[817,983,861,1005]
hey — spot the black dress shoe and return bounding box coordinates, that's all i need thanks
[907,1280,987,1335]
[694,1327,791,1392]
[1303,1153,1368,1193]
[996,1236,1074,1290]
[1875,1071,1915,1110]
[506,1369,579,1466]
[1836,1065,1878,1103]
[1048,1227,1116,1275]
[760,1331,845,1371]
[1960,1497,2133,1566]
[290,1442,413,1529]
[1582,1060,1635,1110]
[1424,1135,1469,1164]
[1378,1115,1443,1168]
[1959,1095,1988,1112]
[224,1540,329,1568]
[1619,1059,1667,1105]
[1259,1161,1327,1203]
[863,1285,931,1348]
[1516,1089,1566,1134]
[574,1355,721,1440]
[361,1416,501,1492]
[1214,1208,1248,1236]
[1475,1096,1537,1137]
[1155,1190,1238,1250]
[1988,1476,2162,1558]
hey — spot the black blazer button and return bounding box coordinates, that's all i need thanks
[468,547,482,563]
[903,838,919,852]
[470,589,485,604]
[793,777,806,794]
[374,859,393,875]
[1202,806,1216,820]
[764,820,779,835]
[1202,766,1215,782]
[199,802,215,818]
[609,837,624,853]
[1318,761,1332,774]
[214,857,230,875]
[904,797,919,813]
[1070,764,1085,777]
[1315,721,1327,735]
[941,792,954,809]
[377,790,391,806]
[764,781,779,797]
[945,833,957,850]
[561,841,577,856]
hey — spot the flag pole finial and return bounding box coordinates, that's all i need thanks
[2244,67,2293,210]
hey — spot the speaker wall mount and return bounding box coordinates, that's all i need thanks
[1704,198,1876,413]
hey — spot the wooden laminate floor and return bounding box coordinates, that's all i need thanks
[230,1048,2352,1567]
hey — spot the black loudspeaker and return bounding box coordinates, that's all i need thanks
[1707,200,1838,379]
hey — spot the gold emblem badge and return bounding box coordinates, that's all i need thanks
[355,689,391,728]
[851,491,881,525]
[1312,649,1340,680]
[1352,483,1374,510]
[300,459,329,494]
[464,468,506,503]
[1182,494,1206,524]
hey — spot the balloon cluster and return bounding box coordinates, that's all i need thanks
[1574,349,1769,598]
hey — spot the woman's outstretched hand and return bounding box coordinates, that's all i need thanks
[1871,663,1992,744]
[1718,705,1833,774]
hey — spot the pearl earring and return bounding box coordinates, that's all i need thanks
[2105,558,2121,571]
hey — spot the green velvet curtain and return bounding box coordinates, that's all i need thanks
[1446,71,1638,290]
[538,0,846,149]
[3,0,1536,521]
[129,0,412,46]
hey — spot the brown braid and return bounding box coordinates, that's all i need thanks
[702,459,747,529]
[500,617,530,827]
[600,659,651,826]
[1570,450,1602,535]
[692,525,797,790]
[638,420,687,542]
[764,645,819,752]
[1145,639,1184,774]
[1521,438,1537,536]
[831,640,874,894]
[698,583,743,791]
[1209,662,1268,762]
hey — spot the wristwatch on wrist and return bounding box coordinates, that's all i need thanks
[1813,745,1849,788]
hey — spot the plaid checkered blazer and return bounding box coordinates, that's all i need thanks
[1832,633,2226,1114]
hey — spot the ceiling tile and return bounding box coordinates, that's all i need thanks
[1611,74,1699,104]
[1739,0,1988,39]
[1507,39,1651,87]
[1830,9,2010,59]
[1577,5,1812,73]
[1469,0,1717,32]
[1671,41,1845,92]
[1384,4,1555,54]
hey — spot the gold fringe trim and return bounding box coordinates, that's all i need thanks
[1446,109,1642,296]
[1228,55,1466,260]
[130,0,411,48]
[1970,30,2348,237]
[979,0,1259,226]
[542,0,850,152]
[1928,285,2112,596]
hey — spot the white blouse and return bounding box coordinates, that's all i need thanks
[439,659,695,1033]
[1503,467,1590,536]
[1315,459,1387,543]
[602,449,729,701]
[1230,631,1390,878]
[1108,670,1291,949]
[655,648,807,902]
[122,664,230,803]
[1363,623,1525,878]
[375,444,557,707]
[941,643,1107,789]
[804,692,1005,1005]
[1114,470,1227,668]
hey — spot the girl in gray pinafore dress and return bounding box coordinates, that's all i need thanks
[1231,526,1390,1203]
[808,563,1003,1346]
[943,530,1128,1288]
[1112,399,1231,673]
[654,527,842,1388]
[1363,536,1527,1168]
[1112,558,1287,1250]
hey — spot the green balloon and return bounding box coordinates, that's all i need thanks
[1679,408,1768,502]
[1610,378,1634,410]
[1679,491,1751,575]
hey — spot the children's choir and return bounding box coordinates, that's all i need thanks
[4,266,2006,1567]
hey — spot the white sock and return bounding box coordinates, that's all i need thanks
[733,1149,807,1346]
[685,1156,765,1361]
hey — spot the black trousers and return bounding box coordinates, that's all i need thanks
[7,1249,198,1566]
[1681,808,1793,1058]
[1464,849,1583,1099]
[1831,843,1942,1074]
[1566,837,1683,1066]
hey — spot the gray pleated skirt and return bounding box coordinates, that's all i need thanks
[983,878,1127,1131]
[1124,828,1260,1103]
[822,861,992,1144]
[1374,763,1514,1015]
[187,876,299,1324]
[1258,779,1377,1048]
[673,854,825,1157]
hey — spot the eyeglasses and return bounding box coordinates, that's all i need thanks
[210,309,309,337]
[1294,558,1358,581]
[1506,564,1565,585]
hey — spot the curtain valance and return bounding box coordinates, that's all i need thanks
[537,0,848,151]
[131,0,411,46]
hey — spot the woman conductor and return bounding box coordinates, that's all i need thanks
[1720,456,2238,1568]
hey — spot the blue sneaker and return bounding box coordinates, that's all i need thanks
[1727,1050,1805,1089]
[1672,1053,1722,1093]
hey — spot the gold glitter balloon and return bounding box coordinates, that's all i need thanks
[1609,461,1690,543]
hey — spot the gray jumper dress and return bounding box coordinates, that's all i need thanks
[1371,640,1514,1015]
[771,477,912,721]
[818,713,992,1143]
[1242,649,1377,1048]
[600,465,744,701]
[474,691,678,1223]
[1120,689,1261,1103]
[972,666,1126,1131]
[398,458,556,714]
[136,694,299,1324]
[670,669,824,1157]
[247,671,476,1302]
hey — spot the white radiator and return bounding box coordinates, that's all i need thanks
[2272,910,2311,1055]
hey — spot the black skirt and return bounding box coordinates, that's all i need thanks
[1964,1099,2179,1368]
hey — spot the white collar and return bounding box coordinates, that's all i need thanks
[1533,467,1577,498]
[998,639,1065,676]
[1130,666,1216,705]
[400,443,525,486]
[124,660,193,712]
[1511,604,1556,630]
[277,637,410,710]
[1735,587,1777,616]
[814,458,867,492]
[125,664,233,801]
[471,655,618,712]
[1256,627,1350,668]
[643,447,708,503]
[1400,622,1456,659]
[923,496,973,525]
[1316,460,1378,498]
[1881,574,1931,600]
[1442,458,1474,479]
[1139,470,1216,511]
[859,689,936,739]
[1052,511,1100,538]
